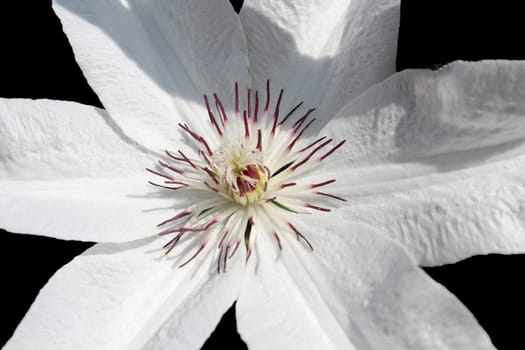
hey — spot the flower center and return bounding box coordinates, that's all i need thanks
[147,81,346,273]
[212,142,269,205]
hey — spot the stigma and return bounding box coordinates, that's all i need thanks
[147,81,346,272]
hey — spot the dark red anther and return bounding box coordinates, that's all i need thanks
[280,182,296,189]
[177,150,197,169]
[179,242,208,268]
[315,191,347,202]
[203,167,219,185]
[158,160,184,175]
[320,140,346,161]
[264,79,270,115]
[256,129,262,151]
[279,101,304,126]
[214,93,228,123]
[254,91,259,123]
[204,94,222,136]
[157,210,192,227]
[229,239,241,259]
[310,179,336,188]
[292,108,315,132]
[271,89,284,134]
[247,88,252,120]
[235,81,239,118]
[298,136,326,153]
[146,167,173,181]
[273,231,282,250]
[291,138,333,171]
[243,110,250,138]
[288,223,313,251]
[287,118,316,151]
[305,203,331,212]
[204,181,219,193]
[178,123,213,156]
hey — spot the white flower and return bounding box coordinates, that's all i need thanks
[1,0,524,349]
[145,80,346,271]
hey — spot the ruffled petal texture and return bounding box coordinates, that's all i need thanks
[240,0,400,123]
[52,0,250,153]
[317,60,525,265]
[237,219,494,349]
[4,236,245,350]
[0,98,178,242]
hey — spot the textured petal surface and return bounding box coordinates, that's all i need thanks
[237,219,494,350]
[53,0,250,152]
[5,236,245,350]
[240,0,400,124]
[317,60,525,265]
[0,98,176,242]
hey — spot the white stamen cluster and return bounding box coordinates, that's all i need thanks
[147,81,345,272]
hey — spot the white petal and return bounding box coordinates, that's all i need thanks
[318,60,525,265]
[53,0,250,152]
[0,178,180,242]
[4,237,245,350]
[0,98,152,179]
[237,219,494,349]
[0,98,175,242]
[240,0,400,122]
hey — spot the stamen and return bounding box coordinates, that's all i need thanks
[291,138,333,171]
[264,79,270,116]
[146,168,173,181]
[247,88,252,120]
[279,101,304,126]
[273,231,282,250]
[271,89,284,135]
[158,160,184,175]
[223,244,230,272]
[315,191,347,202]
[256,129,262,151]
[203,167,219,185]
[320,140,346,161]
[292,108,315,132]
[177,150,197,169]
[179,242,208,268]
[204,94,222,136]
[204,181,219,193]
[288,223,314,251]
[214,93,228,123]
[280,182,296,189]
[243,110,250,138]
[305,203,331,212]
[288,118,316,151]
[157,210,192,227]
[148,181,187,191]
[235,81,240,118]
[298,136,327,153]
[178,123,213,156]
[254,91,259,123]
[310,179,336,188]
[229,239,241,259]
[148,81,346,271]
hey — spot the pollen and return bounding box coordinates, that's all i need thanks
[147,80,346,272]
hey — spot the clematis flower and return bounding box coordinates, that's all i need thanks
[1,0,525,349]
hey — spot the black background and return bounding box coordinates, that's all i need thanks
[1,1,524,349]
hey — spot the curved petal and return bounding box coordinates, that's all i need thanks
[236,219,494,349]
[4,236,245,350]
[52,0,250,152]
[0,98,152,179]
[240,0,400,123]
[0,98,176,242]
[0,178,181,242]
[317,60,525,265]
